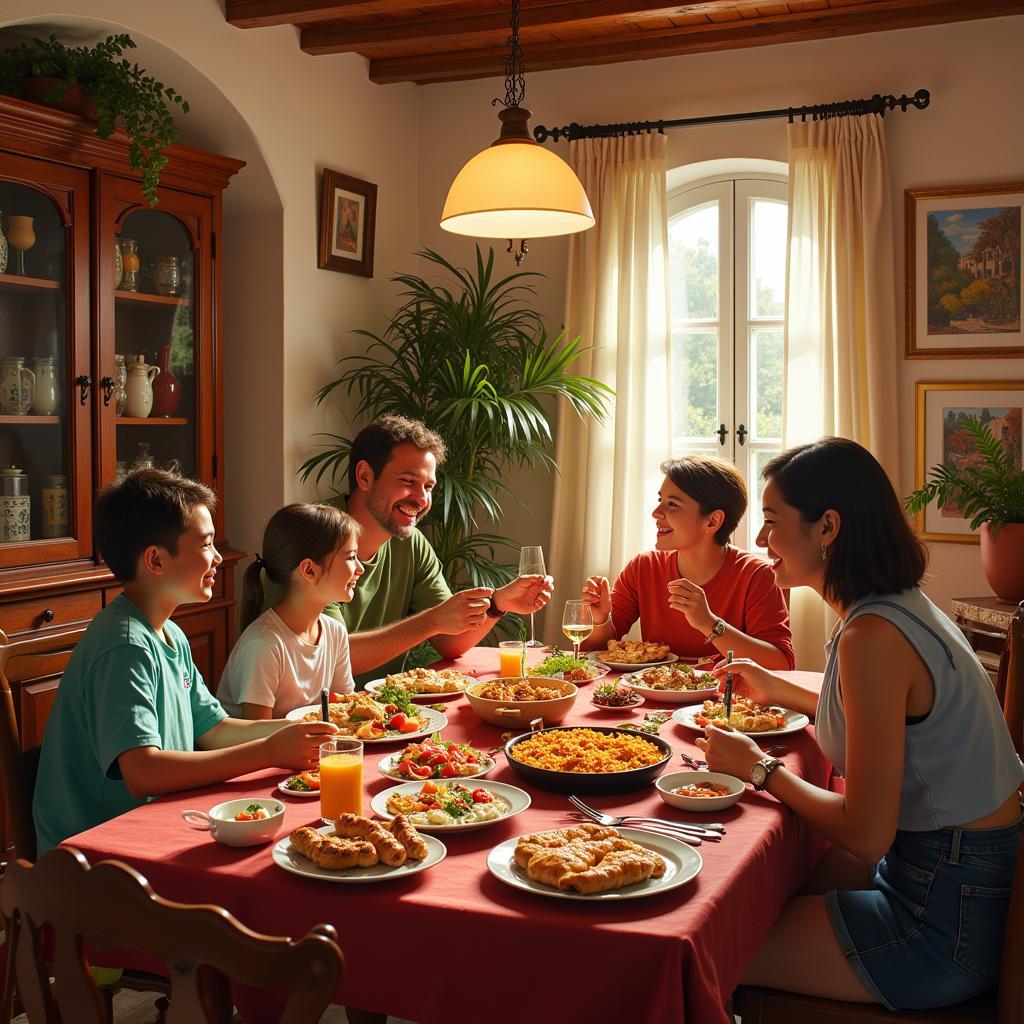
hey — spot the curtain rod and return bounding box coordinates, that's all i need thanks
[533,89,930,143]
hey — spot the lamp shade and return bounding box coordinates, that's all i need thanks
[441,138,595,239]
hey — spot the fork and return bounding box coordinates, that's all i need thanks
[565,813,706,845]
[568,795,725,835]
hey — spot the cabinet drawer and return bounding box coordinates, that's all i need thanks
[0,590,103,636]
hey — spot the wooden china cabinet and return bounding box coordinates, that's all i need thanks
[0,94,245,853]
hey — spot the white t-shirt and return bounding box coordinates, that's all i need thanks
[217,609,354,718]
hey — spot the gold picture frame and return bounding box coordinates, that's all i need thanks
[905,182,1023,359]
[915,380,1024,543]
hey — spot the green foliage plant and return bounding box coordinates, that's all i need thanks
[299,246,614,594]
[0,34,188,206]
[905,415,1024,538]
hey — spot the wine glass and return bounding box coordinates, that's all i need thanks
[518,545,546,647]
[7,215,36,277]
[562,599,593,663]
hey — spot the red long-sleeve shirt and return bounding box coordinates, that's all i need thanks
[610,547,795,667]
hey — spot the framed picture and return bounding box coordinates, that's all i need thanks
[905,182,1023,358]
[915,381,1024,543]
[318,168,376,277]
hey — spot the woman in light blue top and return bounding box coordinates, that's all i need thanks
[698,437,1023,1011]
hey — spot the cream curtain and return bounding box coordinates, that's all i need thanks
[784,114,900,668]
[546,133,672,643]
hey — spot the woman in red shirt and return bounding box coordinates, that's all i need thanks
[580,455,794,668]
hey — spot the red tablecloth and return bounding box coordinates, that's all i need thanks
[66,651,831,1024]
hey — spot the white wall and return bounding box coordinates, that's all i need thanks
[417,15,1024,613]
[1,1,420,562]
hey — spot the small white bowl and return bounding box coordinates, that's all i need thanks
[655,770,744,812]
[181,798,286,847]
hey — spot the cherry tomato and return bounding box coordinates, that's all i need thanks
[421,780,439,794]
[329,692,344,703]
[440,763,461,778]
[388,712,407,730]
[471,788,493,803]
[384,704,399,714]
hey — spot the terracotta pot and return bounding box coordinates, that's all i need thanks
[151,345,181,417]
[980,522,1024,603]
[20,78,97,121]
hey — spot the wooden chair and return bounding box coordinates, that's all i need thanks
[0,846,344,1024]
[0,628,88,865]
[736,817,1024,1024]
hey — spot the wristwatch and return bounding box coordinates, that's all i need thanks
[703,617,726,643]
[750,756,783,791]
[485,595,507,619]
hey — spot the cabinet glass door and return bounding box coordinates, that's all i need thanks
[0,156,91,568]
[99,175,215,524]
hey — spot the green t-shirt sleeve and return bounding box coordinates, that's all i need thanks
[409,532,452,614]
[87,648,165,780]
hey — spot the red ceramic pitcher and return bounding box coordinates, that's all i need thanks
[151,345,181,418]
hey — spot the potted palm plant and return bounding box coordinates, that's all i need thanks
[0,33,188,206]
[905,415,1024,601]
[300,245,613,602]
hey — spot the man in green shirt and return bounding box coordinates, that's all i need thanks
[324,416,553,684]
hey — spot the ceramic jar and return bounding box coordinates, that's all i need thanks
[114,354,128,415]
[1,466,30,543]
[1,357,35,415]
[154,255,180,297]
[32,356,58,415]
[151,345,181,417]
[41,474,68,538]
[114,240,123,289]
[120,239,140,291]
[124,359,160,418]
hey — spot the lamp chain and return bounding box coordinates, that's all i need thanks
[498,0,526,109]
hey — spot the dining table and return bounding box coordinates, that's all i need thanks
[66,648,833,1024]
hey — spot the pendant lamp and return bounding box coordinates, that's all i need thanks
[440,0,594,265]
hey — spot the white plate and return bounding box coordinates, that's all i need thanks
[364,677,469,703]
[285,704,448,744]
[588,651,680,672]
[371,780,531,832]
[622,670,720,705]
[377,749,496,782]
[276,776,320,799]
[672,703,810,737]
[273,824,445,883]
[487,827,702,901]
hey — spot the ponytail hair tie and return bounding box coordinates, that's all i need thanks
[253,552,265,569]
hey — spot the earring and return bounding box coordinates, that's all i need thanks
[821,543,828,561]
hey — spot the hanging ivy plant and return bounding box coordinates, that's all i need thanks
[0,34,189,206]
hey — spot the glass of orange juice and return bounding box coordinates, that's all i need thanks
[319,738,363,824]
[498,640,526,678]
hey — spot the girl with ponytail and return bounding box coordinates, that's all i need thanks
[218,503,363,719]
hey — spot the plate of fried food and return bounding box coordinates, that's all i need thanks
[286,692,447,744]
[371,779,531,832]
[622,663,720,704]
[365,668,472,702]
[588,640,678,671]
[273,812,445,883]
[673,696,809,736]
[487,822,702,901]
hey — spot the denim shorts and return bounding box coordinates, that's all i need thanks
[825,812,1022,1011]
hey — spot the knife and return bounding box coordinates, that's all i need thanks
[724,649,734,723]
[320,687,330,725]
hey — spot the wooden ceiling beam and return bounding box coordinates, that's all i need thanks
[300,2,768,56]
[227,0,469,29]
[367,0,1020,84]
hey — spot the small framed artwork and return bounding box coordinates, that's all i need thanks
[906,182,1023,358]
[915,381,1024,542]
[318,168,377,277]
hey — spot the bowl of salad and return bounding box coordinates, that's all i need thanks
[378,737,496,781]
[590,681,644,711]
[531,652,610,683]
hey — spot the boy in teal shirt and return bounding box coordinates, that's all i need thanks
[34,470,336,853]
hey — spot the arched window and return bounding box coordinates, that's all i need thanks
[667,163,787,550]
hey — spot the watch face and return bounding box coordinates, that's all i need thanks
[751,761,767,787]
